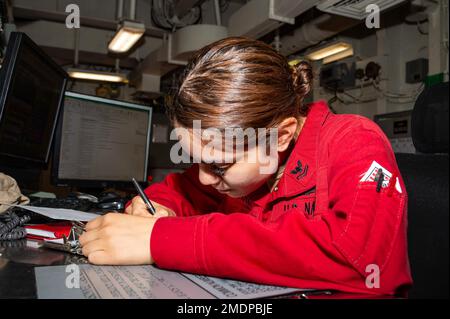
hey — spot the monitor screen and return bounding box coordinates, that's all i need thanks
[0,32,68,165]
[52,91,152,187]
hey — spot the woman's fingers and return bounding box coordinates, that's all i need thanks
[152,202,176,217]
[85,212,121,231]
[125,196,176,217]
[79,228,100,246]
[85,215,105,231]
[87,250,110,265]
[152,203,173,217]
[81,237,105,257]
[129,196,152,216]
[80,214,156,265]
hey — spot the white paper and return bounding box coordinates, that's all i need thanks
[11,205,99,222]
[36,265,214,299]
[25,228,57,238]
[181,273,309,299]
[35,264,309,299]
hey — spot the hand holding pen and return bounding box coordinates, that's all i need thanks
[126,178,176,217]
[131,178,156,215]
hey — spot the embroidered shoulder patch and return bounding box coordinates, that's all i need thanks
[360,161,402,193]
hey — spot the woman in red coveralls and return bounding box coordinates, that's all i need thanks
[79,38,412,296]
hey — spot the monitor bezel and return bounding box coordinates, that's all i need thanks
[51,91,153,189]
[0,32,68,165]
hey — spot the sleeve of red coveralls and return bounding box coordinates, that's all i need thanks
[138,165,225,217]
[323,119,408,277]
[150,119,407,286]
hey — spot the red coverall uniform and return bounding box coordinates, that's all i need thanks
[144,101,413,296]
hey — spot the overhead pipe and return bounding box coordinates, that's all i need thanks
[213,0,222,26]
[279,14,360,56]
[73,28,80,67]
[115,0,124,72]
[274,28,281,52]
[117,0,123,21]
[129,0,136,20]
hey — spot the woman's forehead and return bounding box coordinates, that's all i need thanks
[180,133,243,164]
[173,123,277,163]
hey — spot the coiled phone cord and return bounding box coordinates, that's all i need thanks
[0,210,31,241]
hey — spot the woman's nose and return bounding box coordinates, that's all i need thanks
[198,165,221,186]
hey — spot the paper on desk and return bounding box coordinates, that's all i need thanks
[36,265,215,299]
[181,273,307,299]
[35,264,309,299]
[11,205,99,222]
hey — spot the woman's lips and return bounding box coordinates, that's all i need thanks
[216,188,231,193]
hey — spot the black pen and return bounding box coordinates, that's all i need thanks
[131,178,156,215]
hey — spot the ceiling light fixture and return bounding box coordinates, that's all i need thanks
[67,68,128,83]
[322,47,354,64]
[108,20,145,53]
[306,42,353,61]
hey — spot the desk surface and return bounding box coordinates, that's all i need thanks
[0,240,85,299]
[0,240,391,299]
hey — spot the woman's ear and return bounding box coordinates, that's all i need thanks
[277,117,299,152]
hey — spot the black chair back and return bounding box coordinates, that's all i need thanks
[397,82,449,298]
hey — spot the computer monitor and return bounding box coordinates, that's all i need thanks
[52,91,153,188]
[0,32,68,166]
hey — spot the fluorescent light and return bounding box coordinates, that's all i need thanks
[67,68,128,83]
[108,20,145,53]
[323,47,354,64]
[288,59,302,66]
[306,42,352,61]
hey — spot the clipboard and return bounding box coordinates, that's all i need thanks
[41,221,85,255]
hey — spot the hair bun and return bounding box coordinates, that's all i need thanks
[292,61,313,98]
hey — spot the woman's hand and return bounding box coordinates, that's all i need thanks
[79,213,159,265]
[125,196,176,218]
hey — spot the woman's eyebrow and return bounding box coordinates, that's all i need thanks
[188,154,233,166]
[197,158,232,167]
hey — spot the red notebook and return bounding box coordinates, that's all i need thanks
[25,222,73,241]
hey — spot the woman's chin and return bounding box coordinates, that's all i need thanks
[221,190,242,198]
[225,189,253,199]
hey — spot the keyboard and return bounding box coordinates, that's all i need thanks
[29,197,94,212]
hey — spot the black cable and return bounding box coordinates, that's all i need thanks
[0,238,27,249]
[0,210,31,241]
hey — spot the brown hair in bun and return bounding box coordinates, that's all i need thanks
[169,37,314,129]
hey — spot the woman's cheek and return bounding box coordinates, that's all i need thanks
[226,169,255,188]
[227,170,269,195]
